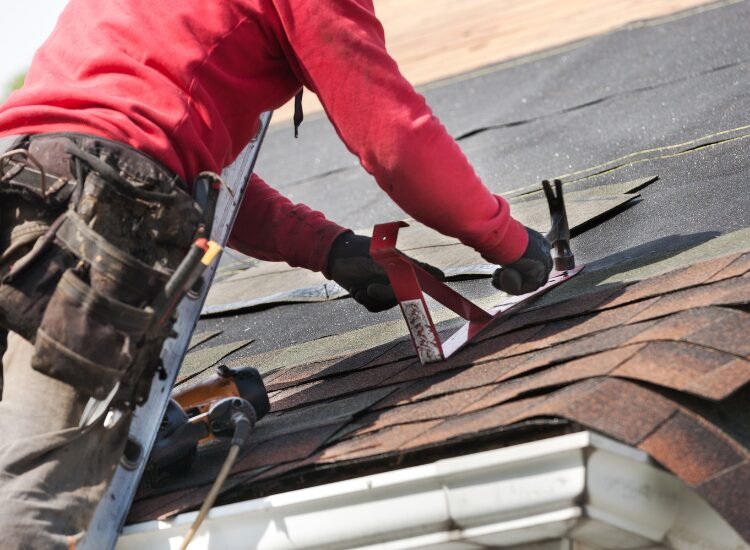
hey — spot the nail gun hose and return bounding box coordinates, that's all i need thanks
[179,415,252,550]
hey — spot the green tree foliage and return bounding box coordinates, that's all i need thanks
[10,72,25,91]
[2,71,26,101]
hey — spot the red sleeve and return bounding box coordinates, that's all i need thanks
[228,173,349,272]
[269,0,528,265]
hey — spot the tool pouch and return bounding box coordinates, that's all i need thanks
[32,268,154,399]
[0,237,75,342]
[0,134,206,403]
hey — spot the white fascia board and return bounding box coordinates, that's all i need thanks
[117,431,748,550]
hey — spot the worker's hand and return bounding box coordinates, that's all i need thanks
[327,231,444,312]
[491,227,552,295]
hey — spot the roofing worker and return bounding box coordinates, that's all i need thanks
[0,0,552,546]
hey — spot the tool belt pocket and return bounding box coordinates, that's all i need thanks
[31,268,154,400]
[0,233,74,342]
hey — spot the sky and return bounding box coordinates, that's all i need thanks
[0,0,69,97]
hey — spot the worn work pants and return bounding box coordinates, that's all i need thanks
[0,331,131,549]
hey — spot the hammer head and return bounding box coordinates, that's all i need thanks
[542,179,575,272]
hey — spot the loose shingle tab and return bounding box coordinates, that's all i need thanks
[685,359,750,401]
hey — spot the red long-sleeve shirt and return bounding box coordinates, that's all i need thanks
[0,0,528,272]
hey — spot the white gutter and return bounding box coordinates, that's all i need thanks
[118,431,748,550]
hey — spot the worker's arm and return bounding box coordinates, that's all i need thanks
[227,173,348,272]
[269,0,531,268]
[228,173,444,310]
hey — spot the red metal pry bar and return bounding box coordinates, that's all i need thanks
[371,221,583,364]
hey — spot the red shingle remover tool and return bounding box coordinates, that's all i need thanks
[371,179,583,364]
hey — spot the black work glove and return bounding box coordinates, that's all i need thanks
[327,231,444,312]
[491,227,552,295]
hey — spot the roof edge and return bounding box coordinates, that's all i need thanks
[117,431,747,549]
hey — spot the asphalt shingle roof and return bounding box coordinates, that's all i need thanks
[131,252,750,541]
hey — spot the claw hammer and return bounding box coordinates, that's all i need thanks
[543,179,575,271]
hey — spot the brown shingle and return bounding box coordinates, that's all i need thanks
[233,421,345,471]
[350,386,496,436]
[467,324,547,362]
[239,453,324,485]
[407,358,524,401]
[640,411,746,485]
[481,285,625,340]
[529,378,678,444]
[696,462,750,542]
[605,254,738,309]
[627,277,750,324]
[612,342,738,399]
[624,307,731,344]
[405,393,552,449]
[371,374,456,410]
[462,345,645,413]
[373,355,529,409]
[266,343,405,391]
[510,299,658,355]
[362,339,417,367]
[253,386,397,443]
[496,322,656,383]
[349,357,423,388]
[408,377,677,450]
[684,309,750,357]
[320,420,442,462]
[270,360,412,411]
[684,358,750,400]
[265,357,346,391]
[128,487,200,523]
[706,252,750,283]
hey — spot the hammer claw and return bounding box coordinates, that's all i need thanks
[542,179,575,272]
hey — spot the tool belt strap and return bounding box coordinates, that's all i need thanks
[56,211,170,294]
[0,163,75,200]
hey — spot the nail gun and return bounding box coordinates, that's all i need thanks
[145,364,271,486]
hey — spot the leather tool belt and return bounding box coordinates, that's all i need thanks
[0,133,207,406]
